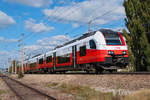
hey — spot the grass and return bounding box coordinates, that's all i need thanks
[47,82,59,88]
[48,82,121,100]
[123,89,150,100]
[0,89,6,95]
[48,82,150,100]
[0,89,7,100]
[18,71,24,79]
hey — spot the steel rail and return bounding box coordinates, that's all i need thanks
[2,76,57,100]
[41,72,150,75]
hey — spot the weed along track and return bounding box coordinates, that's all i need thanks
[2,76,57,100]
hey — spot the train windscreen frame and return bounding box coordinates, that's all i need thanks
[100,29,122,45]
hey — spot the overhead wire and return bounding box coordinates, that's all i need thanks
[22,1,120,58]
[68,7,118,38]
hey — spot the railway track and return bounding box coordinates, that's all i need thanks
[1,72,150,77]
[42,71,150,75]
[1,76,57,100]
[99,72,150,75]
[0,74,5,77]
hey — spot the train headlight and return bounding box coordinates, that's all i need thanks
[122,51,126,55]
[108,51,114,55]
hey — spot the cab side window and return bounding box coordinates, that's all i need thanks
[89,40,96,49]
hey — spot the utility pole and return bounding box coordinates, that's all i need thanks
[3,64,5,74]
[21,33,24,74]
[12,60,14,74]
[8,58,10,74]
[15,59,17,74]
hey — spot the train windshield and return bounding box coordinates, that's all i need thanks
[105,37,122,45]
[100,29,122,45]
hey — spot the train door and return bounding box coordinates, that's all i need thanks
[72,45,77,68]
[53,52,56,70]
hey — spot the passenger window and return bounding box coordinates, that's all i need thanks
[46,56,52,63]
[57,54,70,64]
[30,63,36,68]
[39,58,43,64]
[79,46,86,57]
[89,40,96,49]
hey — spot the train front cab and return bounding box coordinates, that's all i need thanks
[95,29,129,70]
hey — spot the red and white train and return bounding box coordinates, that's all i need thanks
[23,29,129,73]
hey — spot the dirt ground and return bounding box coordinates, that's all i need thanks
[1,74,150,100]
[12,74,150,95]
[0,78,18,100]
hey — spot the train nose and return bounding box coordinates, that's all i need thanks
[108,50,128,56]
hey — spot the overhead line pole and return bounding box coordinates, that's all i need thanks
[21,33,24,74]
[12,60,14,74]
[8,57,10,74]
[15,58,17,74]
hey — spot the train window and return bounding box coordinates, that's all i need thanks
[57,54,70,64]
[100,29,122,45]
[46,56,52,63]
[79,46,86,56]
[30,63,36,68]
[89,40,96,49]
[39,58,43,64]
[106,38,122,45]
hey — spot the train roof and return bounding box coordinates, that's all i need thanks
[54,31,97,49]
[100,29,121,38]
[54,29,124,49]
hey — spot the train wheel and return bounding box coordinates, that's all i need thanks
[109,70,113,73]
[95,68,104,74]
[109,69,117,73]
[62,71,66,74]
[51,70,56,74]
[86,70,90,74]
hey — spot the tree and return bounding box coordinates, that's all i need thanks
[123,29,135,71]
[123,0,150,71]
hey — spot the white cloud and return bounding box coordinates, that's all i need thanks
[25,18,55,33]
[0,51,9,68]
[0,51,10,67]
[0,51,9,55]
[43,0,125,25]
[111,27,129,33]
[0,50,20,69]
[72,23,80,28]
[24,45,41,52]
[0,36,18,43]
[24,35,70,57]
[0,10,16,29]
[4,0,53,8]
[37,35,69,47]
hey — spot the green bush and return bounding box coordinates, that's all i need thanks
[18,71,24,78]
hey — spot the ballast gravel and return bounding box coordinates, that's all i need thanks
[10,74,150,97]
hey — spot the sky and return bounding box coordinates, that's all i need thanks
[0,0,127,69]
